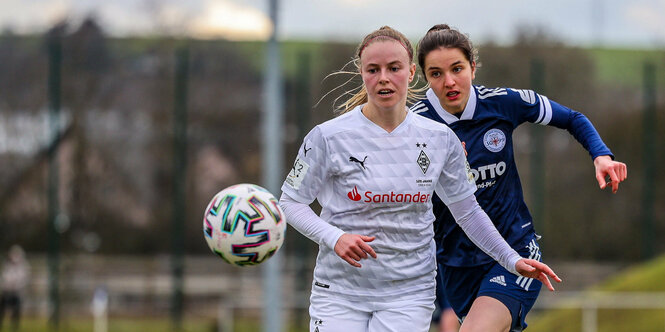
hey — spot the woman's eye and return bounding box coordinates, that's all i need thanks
[453,67,462,73]
[391,66,399,72]
[430,72,440,78]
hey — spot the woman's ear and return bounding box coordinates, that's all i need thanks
[409,63,416,82]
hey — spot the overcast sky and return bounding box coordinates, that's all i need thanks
[1,0,665,47]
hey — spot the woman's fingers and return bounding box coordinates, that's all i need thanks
[529,260,562,282]
[516,259,562,292]
[538,272,555,292]
[334,233,377,267]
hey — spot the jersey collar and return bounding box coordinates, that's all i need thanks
[354,104,412,134]
[425,86,477,124]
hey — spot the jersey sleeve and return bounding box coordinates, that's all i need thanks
[505,88,553,125]
[545,99,614,160]
[279,192,344,249]
[281,126,331,204]
[434,130,477,205]
[507,89,614,160]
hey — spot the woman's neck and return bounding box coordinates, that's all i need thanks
[362,103,407,133]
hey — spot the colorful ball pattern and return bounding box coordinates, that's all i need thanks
[203,183,286,266]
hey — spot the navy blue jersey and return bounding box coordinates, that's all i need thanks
[411,86,613,267]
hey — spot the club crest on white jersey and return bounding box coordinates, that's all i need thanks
[417,150,430,174]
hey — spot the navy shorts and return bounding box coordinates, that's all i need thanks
[435,263,451,310]
[432,263,452,324]
[440,237,542,331]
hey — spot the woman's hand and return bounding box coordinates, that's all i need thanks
[334,233,377,268]
[594,155,627,193]
[515,259,562,292]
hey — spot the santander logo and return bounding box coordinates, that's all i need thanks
[347,186,431,204]
[348,186,362,201]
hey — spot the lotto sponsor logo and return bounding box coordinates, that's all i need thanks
[347,186,431,203]
[470,161,507,182]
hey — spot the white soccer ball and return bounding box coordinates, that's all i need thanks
[203,183,286,266]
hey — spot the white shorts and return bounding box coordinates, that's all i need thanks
[309,288,435,332]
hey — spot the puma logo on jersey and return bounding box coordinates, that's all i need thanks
[349,155,367,170]
[303,142,312,157]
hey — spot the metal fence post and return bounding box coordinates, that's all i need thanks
[582,301,597,332]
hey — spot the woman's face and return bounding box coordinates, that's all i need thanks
[360,39,415,112]
[423,47,475,114]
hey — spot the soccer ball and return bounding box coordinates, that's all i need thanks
[203,183,286,266]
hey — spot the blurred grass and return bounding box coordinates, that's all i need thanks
[598,255,665,292]
[528,255,665,331]
[15,316,310,332]
[588,47,665,88]
[15,317,214,332]
[237,42,665,90]
[107,38,665,90]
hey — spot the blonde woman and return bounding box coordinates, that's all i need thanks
[279,26,560,332]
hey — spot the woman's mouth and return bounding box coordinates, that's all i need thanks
[378,89,394,97]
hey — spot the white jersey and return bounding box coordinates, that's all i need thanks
[281,105,476,299]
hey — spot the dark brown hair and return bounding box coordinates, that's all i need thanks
[416,24,477,76]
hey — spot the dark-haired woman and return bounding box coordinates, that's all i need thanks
[411,24,626,332]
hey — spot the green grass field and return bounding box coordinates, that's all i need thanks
[588,47,665,88]
[12,256,665,331]
[14,317,451,332]
[13,316,312,332]
[15,255,665,332]
[11,317,213,332]
[528,255,665,331]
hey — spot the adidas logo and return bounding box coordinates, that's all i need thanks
[489,275,507,287]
